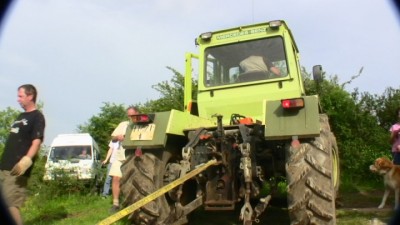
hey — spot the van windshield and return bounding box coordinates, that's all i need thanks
[49,145,92,161]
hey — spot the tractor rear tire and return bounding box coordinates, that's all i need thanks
[120,151,173,225]
[285,114,337,225]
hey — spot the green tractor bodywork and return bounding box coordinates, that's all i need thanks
[124,20,320,148]
[124,110,215,148]
[121,20,338,225]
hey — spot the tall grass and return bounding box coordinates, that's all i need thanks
[20,156,121,225]
[22,192,129,225]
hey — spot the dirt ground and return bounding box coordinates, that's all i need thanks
[336,189,397,224]
[187,196,290,225]
[187,189,398,225]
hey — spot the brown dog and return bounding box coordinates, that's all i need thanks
[370,157,400,209]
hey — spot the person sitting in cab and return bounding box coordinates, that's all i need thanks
[238,54,281,82]
[78,148,91,159]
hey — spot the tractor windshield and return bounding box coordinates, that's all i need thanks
[204,37,288,87]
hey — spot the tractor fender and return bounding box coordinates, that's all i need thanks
[123,109,216,149]
[264,95,321,140]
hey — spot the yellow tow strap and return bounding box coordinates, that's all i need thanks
[97,158,218,225]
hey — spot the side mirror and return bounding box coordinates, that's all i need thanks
[312,65,323,82]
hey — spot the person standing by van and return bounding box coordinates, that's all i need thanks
[101,140,119,198]
[108,106,139,213]
[0,84,46,225]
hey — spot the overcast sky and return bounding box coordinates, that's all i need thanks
[0,0,399,146]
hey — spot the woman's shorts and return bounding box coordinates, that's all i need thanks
[109,160,122,177]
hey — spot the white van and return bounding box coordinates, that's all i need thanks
[43,133,101,182]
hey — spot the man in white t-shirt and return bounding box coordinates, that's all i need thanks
[240,55,281,77]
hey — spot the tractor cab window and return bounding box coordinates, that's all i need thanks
[204,37,288,87]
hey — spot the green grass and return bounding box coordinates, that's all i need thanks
[20,189,398,225]
[335,173,396,224]
[19,172,399,225]
[22,194,127,225]
[339,173,383,193]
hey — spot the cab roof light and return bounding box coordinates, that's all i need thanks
[269,20,282,29]
[200,32,213,41]
[130,114,154,124]
[281,98,305,109]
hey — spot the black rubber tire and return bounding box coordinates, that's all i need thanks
[120,151,172,225]
[285,114,337,225]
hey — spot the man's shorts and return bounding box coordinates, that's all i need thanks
[0,170,28,208]
[109,160,123,177]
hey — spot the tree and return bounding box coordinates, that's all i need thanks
[304,70,391,180]
[77,66,399,182]
[375,87,400,129]
[138,66,197,112]
[0,107,20,154]
[76,68,191,155]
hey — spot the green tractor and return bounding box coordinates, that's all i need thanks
[120,20,339,225]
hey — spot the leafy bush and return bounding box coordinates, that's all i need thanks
[29,156,102,199]
[302,71,399,186]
